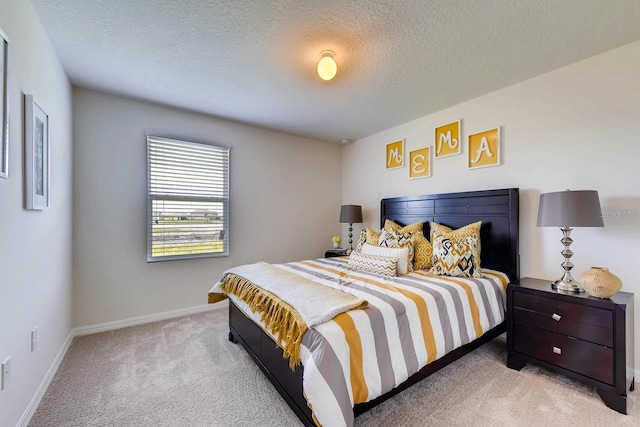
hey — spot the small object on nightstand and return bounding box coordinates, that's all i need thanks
[325,249,349,258]
[579,267,622,299]
[507,277,634,414]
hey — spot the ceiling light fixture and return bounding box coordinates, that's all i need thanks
[317,50,337,81]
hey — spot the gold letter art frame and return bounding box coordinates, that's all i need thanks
[409,147,431,179]
[435,120,461,158]
[467,127,501,169]
[386,139,404,170]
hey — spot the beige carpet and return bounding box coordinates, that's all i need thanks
[29,306,638,426]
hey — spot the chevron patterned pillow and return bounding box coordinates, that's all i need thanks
[354,228,381,252]
[348,251,399,277]
[361,243,411,275]
[378,229,415,273]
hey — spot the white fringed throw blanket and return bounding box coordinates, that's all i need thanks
[209,262,368,369]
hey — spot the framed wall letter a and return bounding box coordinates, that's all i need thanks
[467,128,500,169]
[409,147,431,179]
[386,139,404,170]
[435,120,461,158]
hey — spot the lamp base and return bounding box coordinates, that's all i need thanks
[551,279,584,293]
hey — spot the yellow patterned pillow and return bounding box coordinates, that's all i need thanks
[384,220,432,270]
[354,228,381,252]
[365,228,380,246]
[430,221,482,256]
[348,251,398,277]
[430,232,482,278]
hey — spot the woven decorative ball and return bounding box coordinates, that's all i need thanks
[579,267,622,298]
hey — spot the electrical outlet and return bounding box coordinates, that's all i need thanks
[31,327,38,352]
[1,357,11,390]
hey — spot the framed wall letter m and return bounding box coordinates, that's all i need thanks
[25,94,50,210]
[409,147,431,179]
[386,139,404,170]
[468,128,500,169]
[435,120,461,158]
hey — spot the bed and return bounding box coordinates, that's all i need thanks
[216,188,519,426]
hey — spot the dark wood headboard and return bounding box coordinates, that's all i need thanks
[380,188,519,282]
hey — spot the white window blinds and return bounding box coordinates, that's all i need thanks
[147,135,229,262]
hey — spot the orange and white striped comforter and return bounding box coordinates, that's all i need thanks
[230,257,508,427]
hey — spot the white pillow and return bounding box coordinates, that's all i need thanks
[361,243,410,275]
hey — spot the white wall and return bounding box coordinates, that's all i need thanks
[72,88,342,327]
[0,1,73,426]
[343,41,640,367]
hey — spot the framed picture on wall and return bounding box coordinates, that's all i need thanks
[386,139,404,170]
[467,127,501,169]
[435,120,461,158]
[0,26,9,179]
[24,94,50,210]
[409,147,431,179]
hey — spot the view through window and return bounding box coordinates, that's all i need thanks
[147,135,229,261]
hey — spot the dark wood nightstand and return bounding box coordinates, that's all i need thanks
[507,277,634,414]
[325,249,349,258]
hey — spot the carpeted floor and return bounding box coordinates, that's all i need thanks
[29,306,638,426]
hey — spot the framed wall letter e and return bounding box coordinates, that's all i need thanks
[409,147,431,179]
[386,139,404,170]
[435,120,461,158]
[0,26,8,179]
[468,128,500,169]
[25,94,50,210]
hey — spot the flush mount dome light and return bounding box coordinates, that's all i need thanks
[317,50,337,81]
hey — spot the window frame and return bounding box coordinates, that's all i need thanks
[146,133,230,262]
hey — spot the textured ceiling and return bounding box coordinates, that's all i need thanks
[31,0,640,143]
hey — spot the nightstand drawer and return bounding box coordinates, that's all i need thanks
[512,290,613,347]
[513,292,555,315]
[512,307,557,332]
[557,319,613,347]
[514,324,614,385]
[557,301,612,329]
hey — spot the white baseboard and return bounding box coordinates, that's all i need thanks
[17,302,227,426]
[73,302,227,336]
[17,331,74,427]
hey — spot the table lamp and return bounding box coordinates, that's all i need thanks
[536,190,604,292]
[339,205,363,253]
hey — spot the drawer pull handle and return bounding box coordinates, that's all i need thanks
[553,346,562,355]
[552,313,561,321]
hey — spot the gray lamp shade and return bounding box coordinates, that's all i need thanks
[537,190,604,227]
[339,205,363,223]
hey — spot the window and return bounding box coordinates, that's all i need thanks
[147,135,229,261]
